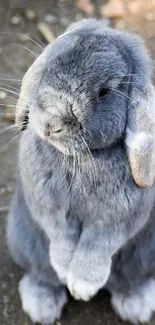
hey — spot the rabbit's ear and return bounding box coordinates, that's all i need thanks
[126,84,155,187]
[16,46,50,130]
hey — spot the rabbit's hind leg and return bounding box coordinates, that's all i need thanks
[19,273,67,325]
[111,278,155,324]
[7,187,67,324]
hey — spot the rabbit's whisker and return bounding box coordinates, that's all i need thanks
[120,81,141,85]
[108,89,132,101]
[0,31,44,51]
[19,27,46,48]
[0,104,16,107]
[0,87,22,98]
[0,95,17,102]
[121,73,139,78]
[0,113,15,116]
[0,87,36,104]
[58,152,68,182]
[0,88,19,98]
[0,87,20,98]
[0,82,20,92]
[0,78,22,82]
[0,105,27,112]
[68,147,76,192]
[0,132,21,153]
[79,134,98,189]
[12,44,38,58]
[60,147,76,205]
[0,110,27,118]
[0,124,20,135]
[58,25,82,39]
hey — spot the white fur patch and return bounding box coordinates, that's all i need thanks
[111,279,155,324]
[67,271,106,302]
[51,260,68,285]
[126,129,152,152]
[49,248,68,285]
[67,260,111,301]
[19,274,67,325]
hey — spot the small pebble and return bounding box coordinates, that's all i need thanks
[75,13,84,21]
[19,33,31,43]
[0,188,6,195]
[75,0,94,14]
[6,184,13,192]
[1,282,7,289]
[4,106,15,121]
[0,91,7,100]
[11,15,21,25]
[37,22,55,43]
[44,15,58,24]
[3,296,9,303]
[115,19,126,30]
[9,273,14,279]
[145,12,155,21]
[128,1,141,15]
[60,17,71,27]
[24,8,37,21]
[101,0,125,18]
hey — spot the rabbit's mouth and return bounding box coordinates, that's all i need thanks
[47,135,87,156]
[29,111,89,156]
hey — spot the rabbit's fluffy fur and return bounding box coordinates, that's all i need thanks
[7,19,155,324]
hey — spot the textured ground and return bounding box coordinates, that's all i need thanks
[0,1,155,324]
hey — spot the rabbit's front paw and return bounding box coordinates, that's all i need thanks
[49,252,68,284]
[67,261,111,301]
[67,272,100,301]
[49,238,77,285]
[51,260,68,285]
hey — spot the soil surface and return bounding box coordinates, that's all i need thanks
[0,1,155,325]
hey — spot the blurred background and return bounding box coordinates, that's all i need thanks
[0,1,155,325]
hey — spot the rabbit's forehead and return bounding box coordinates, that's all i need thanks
[49,32,127,70]
[42,34,128,92]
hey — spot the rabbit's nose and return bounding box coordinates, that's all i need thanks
[44,118,64,137]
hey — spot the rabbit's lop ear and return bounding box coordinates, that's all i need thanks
[126,84,155,187]
[123,32,155,188]
[16,46,50,130]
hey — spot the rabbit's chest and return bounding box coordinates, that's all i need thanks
[69,149,132,221]
[20,132,134,222]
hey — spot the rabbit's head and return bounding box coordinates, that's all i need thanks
[16,19,155,187]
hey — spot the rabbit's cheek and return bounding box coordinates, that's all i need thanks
[29,110,47,141]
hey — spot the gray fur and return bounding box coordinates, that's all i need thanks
[7,19,155,324]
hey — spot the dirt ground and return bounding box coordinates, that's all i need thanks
[1,1,155,325]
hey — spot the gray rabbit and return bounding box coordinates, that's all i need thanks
[7,19,155,324]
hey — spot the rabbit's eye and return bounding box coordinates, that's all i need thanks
[98,88,109,99]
